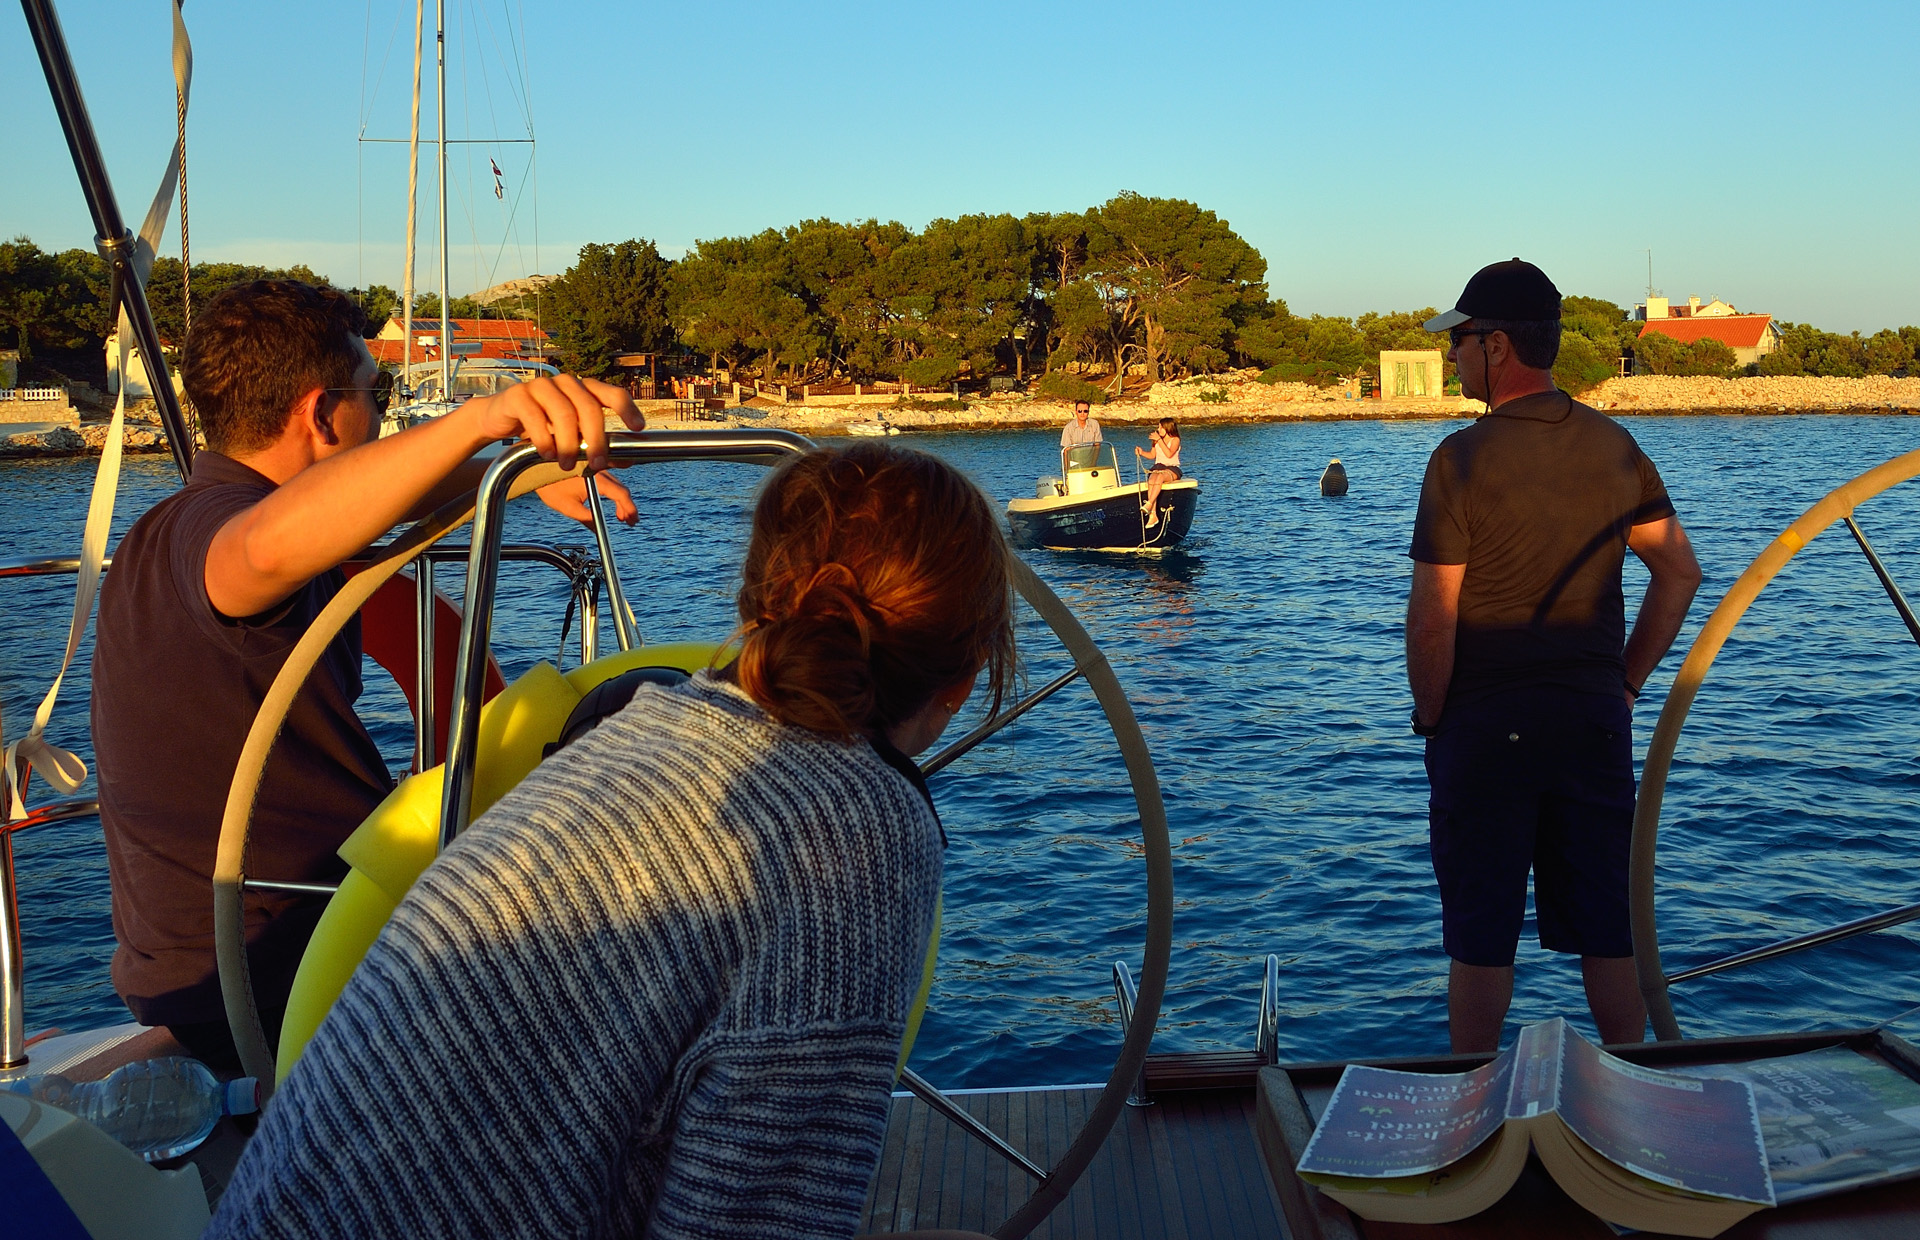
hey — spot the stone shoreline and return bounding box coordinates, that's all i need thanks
[6,373,1918,458]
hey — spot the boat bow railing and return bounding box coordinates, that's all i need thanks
[1,796,100,1070]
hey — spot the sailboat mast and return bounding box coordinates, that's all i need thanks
[436,0,451,400]
[402,0,422,379]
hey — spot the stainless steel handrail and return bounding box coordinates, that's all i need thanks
[1111,961,1151,1106]
[2,796,100,1070]
[583,469,639,652]
[240,879,343,898]
[1255,953,1282,1065]
[0,554,109,577]
[1665,899,1920,987]
[438,430,815,847]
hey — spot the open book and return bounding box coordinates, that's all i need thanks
[1294,1018,1775,1237]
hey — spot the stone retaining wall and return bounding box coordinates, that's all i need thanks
[1583,374,1920,414]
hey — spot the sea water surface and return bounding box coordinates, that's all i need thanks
[4,415,1919,1089]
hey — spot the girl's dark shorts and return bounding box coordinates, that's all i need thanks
[1151,465,1182,479]
[1425,688,1635,967]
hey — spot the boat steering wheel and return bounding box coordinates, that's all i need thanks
[1631,446,1920,1041]
[213,431,1172,1240]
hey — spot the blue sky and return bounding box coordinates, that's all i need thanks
[5,1,1916,332]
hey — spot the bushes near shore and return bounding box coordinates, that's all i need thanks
[1033,371,1108,405]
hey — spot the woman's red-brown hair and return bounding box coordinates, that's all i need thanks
[730,441,1015,740]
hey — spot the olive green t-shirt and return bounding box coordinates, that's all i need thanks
[1409,390,1675,705]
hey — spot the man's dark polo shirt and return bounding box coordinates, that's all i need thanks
[91,451,393,1028]
[1409,390,1675,707]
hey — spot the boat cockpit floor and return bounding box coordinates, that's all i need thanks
[861,1084,1285,1238]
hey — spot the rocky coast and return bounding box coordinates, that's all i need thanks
[6,372,1918,459]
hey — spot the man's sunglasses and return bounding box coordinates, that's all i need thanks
[1448,327,1495,347]
[321,369,395,416]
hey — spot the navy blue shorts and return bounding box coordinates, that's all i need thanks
[1425,689,1635,967]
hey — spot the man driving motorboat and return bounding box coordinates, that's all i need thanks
[1060,399,1102,454]
[89,279,646,1068]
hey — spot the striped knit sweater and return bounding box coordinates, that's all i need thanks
[207,673,943,1239]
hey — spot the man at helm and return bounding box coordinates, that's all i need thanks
[1060,399,1102,452]
[1404,259,1702,1054]
[90,279,644,1067]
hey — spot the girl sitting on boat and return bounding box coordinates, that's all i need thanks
[208,442,1016,1240]
[1136,417,1183,526]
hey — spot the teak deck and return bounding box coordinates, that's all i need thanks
[861,1082,1288,1237]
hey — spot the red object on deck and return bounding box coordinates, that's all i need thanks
[350,568,506,770]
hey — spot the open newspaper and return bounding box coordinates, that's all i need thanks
[1674,1044,1920,1205]
[1295,1018,1775,1237]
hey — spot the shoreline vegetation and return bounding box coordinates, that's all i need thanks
[6,190,1917,458]
[8,373,1918,460]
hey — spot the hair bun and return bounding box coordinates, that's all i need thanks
[731,443,1014,739]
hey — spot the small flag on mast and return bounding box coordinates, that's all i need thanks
[491,158,504,200]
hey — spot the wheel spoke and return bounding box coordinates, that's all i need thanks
[919,665,1083,777]
[1843,515,1920,647]
[898,1066,1048,1182]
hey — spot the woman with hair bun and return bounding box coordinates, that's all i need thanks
[210,441,1016,1240]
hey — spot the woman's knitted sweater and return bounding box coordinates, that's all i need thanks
[208,673,943,1239]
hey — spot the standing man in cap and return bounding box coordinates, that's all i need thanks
[1405,259,1702,1053]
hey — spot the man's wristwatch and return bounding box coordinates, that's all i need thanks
[1411,708,1439,738]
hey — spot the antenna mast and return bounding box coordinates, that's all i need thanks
[436,0,451,401]
[402,0,423,380]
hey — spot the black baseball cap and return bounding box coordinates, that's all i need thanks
[1423,258,1561,332]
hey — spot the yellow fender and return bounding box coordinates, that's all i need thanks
[276,642,942,1083]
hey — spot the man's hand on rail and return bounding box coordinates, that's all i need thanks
[536,471,640,527]
[463,375,646,474]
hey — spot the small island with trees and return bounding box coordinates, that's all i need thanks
[6,192,1918,451]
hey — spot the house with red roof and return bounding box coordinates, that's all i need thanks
[370,316,554,366]
[1635,296,1780,367]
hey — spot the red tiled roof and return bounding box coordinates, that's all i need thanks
[1638,315,1774,349]
[387,317,549,343]
[369,338,551,365]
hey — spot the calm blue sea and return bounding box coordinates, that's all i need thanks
[4,415,1919,1089]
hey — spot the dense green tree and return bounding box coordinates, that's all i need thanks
[1023,211,1091,372]
[143,258,329,344]
[780,217,910,378]
[1562,296,1632,363]
[0,237,110,363]
[1636,331,1739,377]
[545,240,675,378]
[671,231,825,378]
[1759,322,1867,377]
[1081,193,1266,381]
[886,213,1034,379]
[410,292,485,323]
[1553,331,1617,393]
[356,285,400,334]
[1863,329,1915,376]
[1229,298,1294,367]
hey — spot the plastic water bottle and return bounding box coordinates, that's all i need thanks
[4,1056,258,1161]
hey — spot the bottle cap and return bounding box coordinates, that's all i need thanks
[226,1077,260,1116]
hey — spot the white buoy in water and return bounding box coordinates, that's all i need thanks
[1320,457,1349,497]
